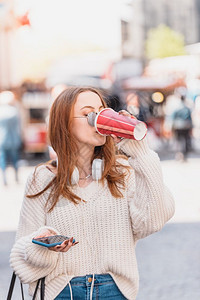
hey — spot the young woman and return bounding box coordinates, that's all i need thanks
[10,87,175,300]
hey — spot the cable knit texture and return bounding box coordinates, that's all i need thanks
[10,138,175,300]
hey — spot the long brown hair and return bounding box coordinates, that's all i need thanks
[28,86,130,211]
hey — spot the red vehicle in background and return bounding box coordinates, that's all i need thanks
[21,92,51,154]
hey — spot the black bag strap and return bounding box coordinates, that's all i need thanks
[32,278,41,300]
[20,282,25,300]
[32,276,45,300]
[40,277,45,300]
[7,272,45,300]
[7,272,17,300]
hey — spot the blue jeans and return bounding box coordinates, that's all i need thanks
[0,148,19,185]
[54,274,127,300]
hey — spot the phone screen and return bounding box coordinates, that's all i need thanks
[32,235,75,247]
[34,235,68,244]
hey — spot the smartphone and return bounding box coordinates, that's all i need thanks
[32,235,76,248]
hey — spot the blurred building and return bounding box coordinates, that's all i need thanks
[121,0,199,59]
[0,0,30,90]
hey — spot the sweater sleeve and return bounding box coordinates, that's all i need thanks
[10,166,60,283]
[118,137,175,240]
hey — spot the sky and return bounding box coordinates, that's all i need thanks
[15,0,122,47]
[12,0,124,80]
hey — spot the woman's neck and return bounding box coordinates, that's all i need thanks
[77,145,93,178]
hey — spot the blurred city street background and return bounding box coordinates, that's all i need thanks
[1,0,200,299]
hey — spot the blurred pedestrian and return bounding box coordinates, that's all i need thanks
[170,89,193,161]
[126,92,148,122]
[0,91,22,185]
[192,95,200,140]
[10,87,175,300]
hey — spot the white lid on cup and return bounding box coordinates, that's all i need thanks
[134,122,147,140]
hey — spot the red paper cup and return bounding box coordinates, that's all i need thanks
[95,108,147,140]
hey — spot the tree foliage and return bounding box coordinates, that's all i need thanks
[145,24,186,59]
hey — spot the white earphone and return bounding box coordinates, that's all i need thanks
[56,158,104,185]
[71,166,80,185]
[70,158,104,185]
[92,158,104,181]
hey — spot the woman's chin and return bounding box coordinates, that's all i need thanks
[93,135,106,146]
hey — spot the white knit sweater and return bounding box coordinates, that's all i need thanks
[10,138,175,300]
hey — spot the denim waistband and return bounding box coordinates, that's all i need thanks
[55,274,118,300]
[70,273,113,285]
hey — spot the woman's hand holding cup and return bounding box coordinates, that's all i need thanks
[111,110,137,144]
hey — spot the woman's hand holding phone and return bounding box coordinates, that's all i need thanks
[49,236,78,252]
[32,230,78,253]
